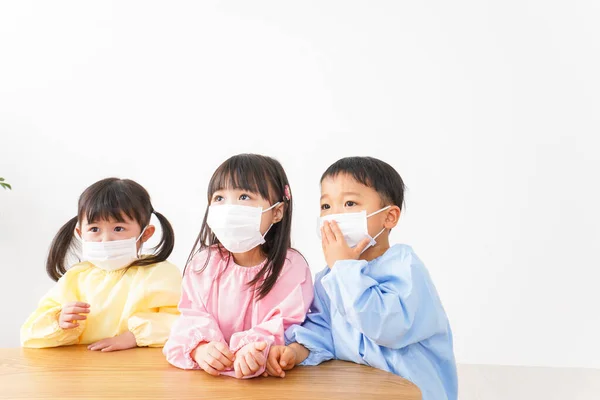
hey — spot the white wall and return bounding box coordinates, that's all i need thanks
[1,1,598,368]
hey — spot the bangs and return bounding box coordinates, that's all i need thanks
[321,158,374,189]
[78,179,146,226]
[324,169,374,189]
[208,155,273,201]
[321,156,405,209]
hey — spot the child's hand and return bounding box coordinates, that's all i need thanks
[234,341,268,379]
[265,345,297,378]
[321,220,371,267]
[58,301,90,329]
[192,341,235,376]
[88,331,137,352]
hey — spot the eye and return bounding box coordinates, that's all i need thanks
[89,227,99,233]
[321,204,330,210]
[239,194,251,201]
[213,195,224,202]
[345,201,357,207]
[114,226,125,232]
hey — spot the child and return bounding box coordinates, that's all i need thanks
[267,157,458,400]
[21,178,181,351]
[163,154,313,379]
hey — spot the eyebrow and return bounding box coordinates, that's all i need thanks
[84,219,134,225]
[214,188,259,194]
[320,191,363,200]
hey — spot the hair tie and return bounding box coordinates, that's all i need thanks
[283,185,292,201]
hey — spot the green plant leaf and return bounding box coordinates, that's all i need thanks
[0,183,11,190]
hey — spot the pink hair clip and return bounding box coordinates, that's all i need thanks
[284,185,292,201]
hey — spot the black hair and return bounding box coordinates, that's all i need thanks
[321,156,405,209]
[186,153,293,299]
[46,178,175,281]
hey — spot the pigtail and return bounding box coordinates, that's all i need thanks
[46,216,78,281]
[133,210,175,267]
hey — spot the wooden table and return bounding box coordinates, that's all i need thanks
[0,346,421,399]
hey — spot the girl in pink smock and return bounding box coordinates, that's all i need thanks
[163,154,314,379]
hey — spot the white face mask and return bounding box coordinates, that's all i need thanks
[207,202,280,254]
[79,227,147,271]
[318,206,391,252]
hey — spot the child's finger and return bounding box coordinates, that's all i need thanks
[87,340,103,350]
[208,347,233,367]
[59,321,79,329]
[267,360,284,377]
[280,348,295,369]
[62,313,87,321]
[254,352,267,367]
[65,301,90,308]
[90,343,109,351]
[245,352,259,372]
[88,341,108,351]
[251,348,267,367]
[205,355,226,371]
[101,345,117,352]
[63,305,90,314]
[214,342,235,361]
[67,313,88,320]
[329,221,346,244]
[322,221,337,243]
[234,360,243,379]
[265,358,279,376]
[322,222,334,242]
[199,360,220,376]
[63,305,89,315]
[321,232,329,254]
[320,226,330,246]
[254,341,267,352]
[353,237,371,256]
[267,353,283,377]
[238,358,252,376]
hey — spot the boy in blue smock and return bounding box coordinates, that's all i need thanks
[266,156,458,400]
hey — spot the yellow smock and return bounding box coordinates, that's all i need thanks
[21,260,181,348]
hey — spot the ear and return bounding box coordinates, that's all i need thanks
[383,206,401,229]
[141,225,156,243]
[271,203,285,224]
[74,227,82,239]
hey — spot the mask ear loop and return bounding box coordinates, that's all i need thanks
[135,226,149,257]
[73,226,85,263]
[262,202,281,213]
[261,202,282,238]
[262,224,274,239]
[136,226,148,242]
[367,205,392,245]
[372,227,386,241]
[366,205,391,218]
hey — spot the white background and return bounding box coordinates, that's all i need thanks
[1,1,598,369]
